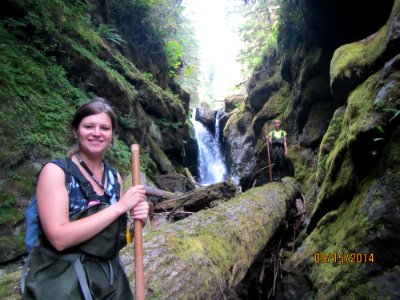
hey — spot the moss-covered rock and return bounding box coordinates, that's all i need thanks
[330,0,400,104]
[281,125,400,299]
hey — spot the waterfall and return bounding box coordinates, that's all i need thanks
[215,109,222,143]
[191,108,227,185]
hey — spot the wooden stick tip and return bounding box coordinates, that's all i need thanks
[131,144,140,152]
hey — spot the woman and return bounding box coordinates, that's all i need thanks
[23,98,149,299]
[267,119,288,181]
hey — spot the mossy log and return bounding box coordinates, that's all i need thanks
[144,186,176,199]
[153,181,237,212]
[0,178,299,299]
[120,178,300,299]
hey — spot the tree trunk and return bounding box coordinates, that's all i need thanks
[145,186,176,199]
[153,181,237,212]
[120,178,300,299]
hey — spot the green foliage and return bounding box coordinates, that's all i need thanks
[235,101,245,112]
[378,96,400,123]
[7,164,36,197]
[237,0,280,75]
[156,118,181,131]
[0,190,22,225]
[98,24,126,46]
[7,0,92,49]
[105,137,131,176]
[139,149,157,176]
[143,72,155,82]
[165,41,184,77]
[117,113,136,130]
[105,139,156,177]
[67,38,139,100]
[174,15,201,103]
[0,24,86,161]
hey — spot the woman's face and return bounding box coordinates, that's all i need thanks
[74,112,113,156]
[273,121,281,130]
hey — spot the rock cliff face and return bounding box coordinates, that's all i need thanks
[0,0,190,263]
[223,0,399,298]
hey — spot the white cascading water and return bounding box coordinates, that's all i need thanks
[191,108,227,185]
[215,109,222,143]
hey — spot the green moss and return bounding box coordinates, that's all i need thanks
[330,26,386,81]
[262,82,291,120]
[104,137,131,176]
[0,25,85,160]
[163,191,280,278]
[223,108,246,134]
[112,52,185,111]
[0,270,21,300]
[167,230,236,278]
[317,111,344,181]
[139,149,158,176]
[314,73,378,212]
[304,175,384,298]
[0,191,23,225]
[288,146,307,183]
[67,39,139,101]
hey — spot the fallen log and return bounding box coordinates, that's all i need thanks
[0,178,300,299]
[120,177,301,299]
[153,180,237,212]
[144,186,176,199]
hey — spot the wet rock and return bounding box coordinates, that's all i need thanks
[196,102,216,133]
[155,173,196,193]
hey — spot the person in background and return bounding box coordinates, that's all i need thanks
[22,98,149,299]
[267,119,288,181]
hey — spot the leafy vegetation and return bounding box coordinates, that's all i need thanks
[165,40,185,78]
[235,0,280,76]
[0,191,20,225]
[0,23,85,161]
[156,118,181,131]
[101,0,195,82]
[98,24,126,46]
[139,149,158,175]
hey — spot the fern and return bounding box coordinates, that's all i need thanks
[98,24,126,46]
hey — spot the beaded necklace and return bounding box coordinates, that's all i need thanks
[76,152,106,190]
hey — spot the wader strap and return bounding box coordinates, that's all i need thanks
[107,259,114,286]
[73,258,93,300]
[38,247,93,300]
[20,239,42,295]
[20,250,33,295]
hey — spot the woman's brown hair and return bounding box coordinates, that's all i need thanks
[71,97,117,131]
[67,97,117,156]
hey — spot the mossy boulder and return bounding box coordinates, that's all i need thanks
[280,126,400,299]
[330,0,400,104]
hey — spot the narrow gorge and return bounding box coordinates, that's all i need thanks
[0,0,399,299]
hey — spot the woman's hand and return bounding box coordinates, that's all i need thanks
[118,185,146,213]
[131,201,149,225]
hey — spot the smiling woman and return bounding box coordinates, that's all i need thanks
[21,98,149,300]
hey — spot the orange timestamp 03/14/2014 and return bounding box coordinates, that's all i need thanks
[313,252,375,264]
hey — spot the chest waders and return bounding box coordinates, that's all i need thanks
[21,158,132,300]
[270,131,286,181]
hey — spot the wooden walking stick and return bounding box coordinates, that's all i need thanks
[266,127,273,182]
[131,144,145,300]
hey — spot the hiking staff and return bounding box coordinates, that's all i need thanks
[266,126,273,182]
[131,144,145,300]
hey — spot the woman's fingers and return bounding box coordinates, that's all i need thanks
[131,201,149,220]
[120,185,146,212]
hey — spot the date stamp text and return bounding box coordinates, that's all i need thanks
[313,252,375,264]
